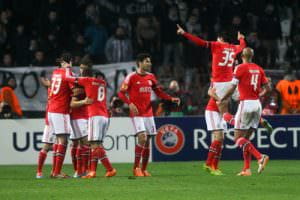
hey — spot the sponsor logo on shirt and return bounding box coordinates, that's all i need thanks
[139,87,152,93]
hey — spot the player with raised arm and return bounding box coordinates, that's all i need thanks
[47,53,74,178]
[218,48,271,176]
[66,58,116,178]
[118,53,180,177]
[177,24,246,175]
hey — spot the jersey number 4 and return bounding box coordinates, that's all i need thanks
[250,74,259,91]
[219,50,235,67]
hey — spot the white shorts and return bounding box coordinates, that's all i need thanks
[42,125,55,143]
[212,81,239,101]
[131,117,156,135]
[48,112,72,135]
[70,119,88,140]
[88,116,109,142]
[235,100,262,130]
[205,110,223,131]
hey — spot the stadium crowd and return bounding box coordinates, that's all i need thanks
[0,0,300,116]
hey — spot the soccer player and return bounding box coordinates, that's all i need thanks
[118,53,180,177]
[36,77,55,178]
[66,58,116,178]
[47,53,74,178]
[177,24,246,175]
[69,63,93,178]
[218,47,270,176]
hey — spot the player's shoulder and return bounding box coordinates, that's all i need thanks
[145,72,155,78]
[234,63,245,73]
[125,71,137,80]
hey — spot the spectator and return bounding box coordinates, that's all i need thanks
[0,102,13,119]
[31,50,48,66]
[0,77,22,117]
[105,26,133,63]
[12,24,30,66]
[285,34,300,72]
[261,77,279,115]
[84,17,108,64]
[156,80,189,116]
[1,53,14,67]
[257,3,282,69]
[110,96,127,117]
[136,16,160,61]
[161,6,181,67]
[276,71,300,114]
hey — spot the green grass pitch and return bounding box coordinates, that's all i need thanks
[0,160,299,200]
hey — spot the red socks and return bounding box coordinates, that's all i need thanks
[71,145,78,172]
[98,147,113,172]
[51,144,58,175]
[76,146,83,175]
[141,147,150,171]
[134,144,144,169]
[236,137,262,161]
[206,140,222,169]
[53,144,67,176]
[89,148,99,172]
[89,147,113,172]
[37,150,47,173]
[243,147,252,170]
[81,145,90,174]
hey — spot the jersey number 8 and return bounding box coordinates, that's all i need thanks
[97,86,105,101]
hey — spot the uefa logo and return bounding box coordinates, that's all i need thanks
[155,124,185,155]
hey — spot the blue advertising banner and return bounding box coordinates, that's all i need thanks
[152,115,300,161]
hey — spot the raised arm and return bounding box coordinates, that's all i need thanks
[235,31,246,54]
[177,24,208,47]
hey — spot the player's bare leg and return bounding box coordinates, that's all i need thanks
[52,135,70,178]
[133,132,147,177]
[141,135,151,176]
[217,98,230,131]
[36,143,52,178]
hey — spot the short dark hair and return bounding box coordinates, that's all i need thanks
[136,53,151,67]
[57,52,73,64]
[217,31,230,42]
[80,57,93,68]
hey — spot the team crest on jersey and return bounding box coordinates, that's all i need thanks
[148,80,152,85]
[136,81,140,84]
[155,124,185,155]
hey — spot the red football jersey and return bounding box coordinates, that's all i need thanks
[70,89,88,120]
[76,77,108,117]
[206,97,219,112]
[233,63,268,100]
[118,72,172,117]
[183,33,246,82]
[210,41,245,82]
[48,67,73,114]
